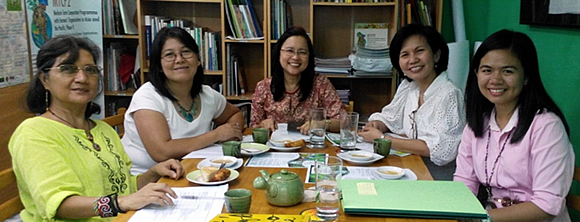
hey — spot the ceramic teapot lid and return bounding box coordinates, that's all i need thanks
[271,169,298,181]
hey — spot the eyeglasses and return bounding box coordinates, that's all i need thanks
[162,50,195,62]
[281,48,309,58]
[409,109,418,139]
[44,64,102,76]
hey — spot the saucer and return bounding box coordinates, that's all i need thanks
[371,168,417,181]
[197,158,243,170]
[241,143,270,155]
[267,141,301,151]
[186,169,239,185]
[336,152,384,165]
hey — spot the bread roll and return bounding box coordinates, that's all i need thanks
[285,139,305,147]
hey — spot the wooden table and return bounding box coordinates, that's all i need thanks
[114,142,455,222]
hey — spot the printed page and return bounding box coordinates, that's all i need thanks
[129,185,227,222]
[245,152,327,168]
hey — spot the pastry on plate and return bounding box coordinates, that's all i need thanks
[284,139,305,147]
[200,166,231,182]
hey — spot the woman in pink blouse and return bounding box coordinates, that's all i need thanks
[454,30,574,221]
[251,26,345,134]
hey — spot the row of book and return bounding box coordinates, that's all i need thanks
[225,0,263,40]
[143,15,222,71]
[271,0,294,40]
[103,0,137,35]
[106,43,140,92]
[399,0,433,28]
[225,44,247,96]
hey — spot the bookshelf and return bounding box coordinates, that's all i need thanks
[101,0,442,118]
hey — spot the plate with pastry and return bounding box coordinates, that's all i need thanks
[241,143,270,156]
[197,157,243,170]
[267,139,305,151]
[187,166,239,185]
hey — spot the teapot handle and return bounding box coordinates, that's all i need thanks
[259,169,270,181]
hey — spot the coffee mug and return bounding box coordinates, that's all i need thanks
[373,138,391,156]
[222,141,241,158]
[224,188,252,213]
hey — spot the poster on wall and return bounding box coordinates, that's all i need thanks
[25,0,104,118]
[0,0,30,88]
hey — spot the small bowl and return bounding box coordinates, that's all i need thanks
[270,138,293,147]
[375,166,405,179]
[346,151,374,161]
[208,156,238,168]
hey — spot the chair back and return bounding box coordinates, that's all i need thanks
[101,108,127,137]
[567,166,580,212]
[0,168,24,221]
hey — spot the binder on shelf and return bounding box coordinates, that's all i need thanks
[118,0,138,34]
[340,180,487,220]
[243,0,263,37]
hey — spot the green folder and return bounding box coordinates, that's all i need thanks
[340,180,487,220]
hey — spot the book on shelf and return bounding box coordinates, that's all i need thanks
[271,0,293,40]
[353,23,389,50]
[118,0,138,34]
[225,0,263,39]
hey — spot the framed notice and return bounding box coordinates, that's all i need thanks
[0,0,30,88]
[520,0,580,29]
[353,23,389,49]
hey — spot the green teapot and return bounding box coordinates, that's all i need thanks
[253,169,304,206]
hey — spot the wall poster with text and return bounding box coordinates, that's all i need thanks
[25,0,104,118]
[0,0,30,88]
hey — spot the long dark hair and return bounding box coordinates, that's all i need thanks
[389,23,449,82]
[270,26,315,101]
[27,35,102,118]
[465,29,569,143]
[148,27,204,101]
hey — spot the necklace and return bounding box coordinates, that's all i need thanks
[176,100,198,122]
[285,86,300,95]
[48,109,101,151]
[484,129,511,201]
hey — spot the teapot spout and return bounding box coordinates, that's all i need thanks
[253,170,270,190]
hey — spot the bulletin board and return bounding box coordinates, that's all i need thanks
[520,0,580,29]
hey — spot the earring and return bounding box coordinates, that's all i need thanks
[45,90,49,111]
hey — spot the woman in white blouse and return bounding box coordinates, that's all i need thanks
[358,24,465,180]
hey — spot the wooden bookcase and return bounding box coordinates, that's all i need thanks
[102,0,442,118]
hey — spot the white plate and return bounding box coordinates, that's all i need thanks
[267,141,301,151]
[372,168,417,181]
[197,158,243,170]
[241,143,270,155]
[186,169,239,185]
[337,152,384,165]
[269,138,294,147]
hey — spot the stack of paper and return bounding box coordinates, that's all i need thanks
[340,180,487,220]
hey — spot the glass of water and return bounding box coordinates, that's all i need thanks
[315,156,342,221]
[340,112,359,150]
[308,107,327,148]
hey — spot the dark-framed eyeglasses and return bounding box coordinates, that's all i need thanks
[409,109,418,139]
[44,64,102,77]
[161,50,195,62]
[281,48,309,58]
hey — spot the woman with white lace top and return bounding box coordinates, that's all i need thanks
[358,24,465,180]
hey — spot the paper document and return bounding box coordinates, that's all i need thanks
[129,185,228,222]
[183,144,223,159]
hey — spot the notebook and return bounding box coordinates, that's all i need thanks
[340,179,487,220]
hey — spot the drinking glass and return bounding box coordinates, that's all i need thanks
[315,156,342,221]
[340,112,359,150]
[308,108,327,148]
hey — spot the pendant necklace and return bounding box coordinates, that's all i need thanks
[484,129,511,202]
[48,109,101,151]
[176,100,198,122]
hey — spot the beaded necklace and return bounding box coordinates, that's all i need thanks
[484,129,512,202]
[176,101,198,122]
[48,109,101,151]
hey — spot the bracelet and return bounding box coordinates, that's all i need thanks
[93,194,123,217]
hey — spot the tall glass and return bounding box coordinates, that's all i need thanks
[340,112,359,150]
[315,156,342,221]
[308,108,327,148]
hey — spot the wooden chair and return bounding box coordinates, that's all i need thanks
[101,107,127,137]
[345,101,354,113]
[567,166,580,212]
[0,168,24,221]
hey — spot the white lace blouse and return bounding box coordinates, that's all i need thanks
[368,72,465,166]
